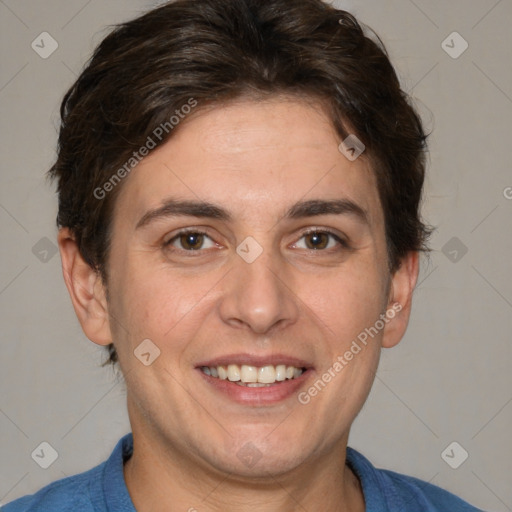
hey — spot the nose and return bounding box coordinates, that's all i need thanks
[218,248,300,335]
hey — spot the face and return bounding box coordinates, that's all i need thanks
[65,97,415,479]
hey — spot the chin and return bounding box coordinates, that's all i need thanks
[212,447,309,480]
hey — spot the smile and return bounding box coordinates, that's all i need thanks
[200,364,305,386]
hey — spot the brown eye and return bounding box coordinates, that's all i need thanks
[304,232,330,250]
[179,233,205,250]
[293,230,347,251]
[165,231,216,251]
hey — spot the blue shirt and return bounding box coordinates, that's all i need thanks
[3,434,484,511]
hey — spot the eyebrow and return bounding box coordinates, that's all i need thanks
[136,198,369,229]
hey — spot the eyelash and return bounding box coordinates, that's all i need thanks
[163,228,349,254]
[299,228,349,249]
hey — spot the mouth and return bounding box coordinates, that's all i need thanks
[200,363,305,387]
[195,356,313,405]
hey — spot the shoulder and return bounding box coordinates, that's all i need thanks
[346,447,486,512]
[1,464,104,512]
[2,434,134,512]
[382,468,485,511]
[2,434,133,512]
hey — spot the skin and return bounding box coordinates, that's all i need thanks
[58,96,418,512]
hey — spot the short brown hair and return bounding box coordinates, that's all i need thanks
[50,0,432,364]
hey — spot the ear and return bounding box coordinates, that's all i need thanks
[57,228,112,346]
[381,251,419,349]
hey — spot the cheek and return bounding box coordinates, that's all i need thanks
[109,260,220,351]
[303,258,389,344]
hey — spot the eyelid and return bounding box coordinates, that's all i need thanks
[292,227,349,250]
[163,228,220,253]
[163,227,210,244]
[162,226,349,252]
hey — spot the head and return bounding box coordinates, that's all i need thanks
[54,0,430,479]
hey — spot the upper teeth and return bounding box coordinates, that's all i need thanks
[201,364,303,384]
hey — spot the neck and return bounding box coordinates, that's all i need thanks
[123,428,365,512]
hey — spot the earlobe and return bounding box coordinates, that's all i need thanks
[57,228,112,346]
[381,251,419,349]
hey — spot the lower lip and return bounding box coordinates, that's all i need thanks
[196,369,311,405]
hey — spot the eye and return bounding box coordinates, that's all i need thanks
[293,230,347,251]
[165,230,217,251]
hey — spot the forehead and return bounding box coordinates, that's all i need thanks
[112,97,383,230]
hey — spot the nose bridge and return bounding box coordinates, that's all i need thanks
[219,241,299,334]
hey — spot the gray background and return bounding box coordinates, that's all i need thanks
[0,0,511,510]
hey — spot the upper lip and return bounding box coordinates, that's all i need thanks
[195,353,313,369]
